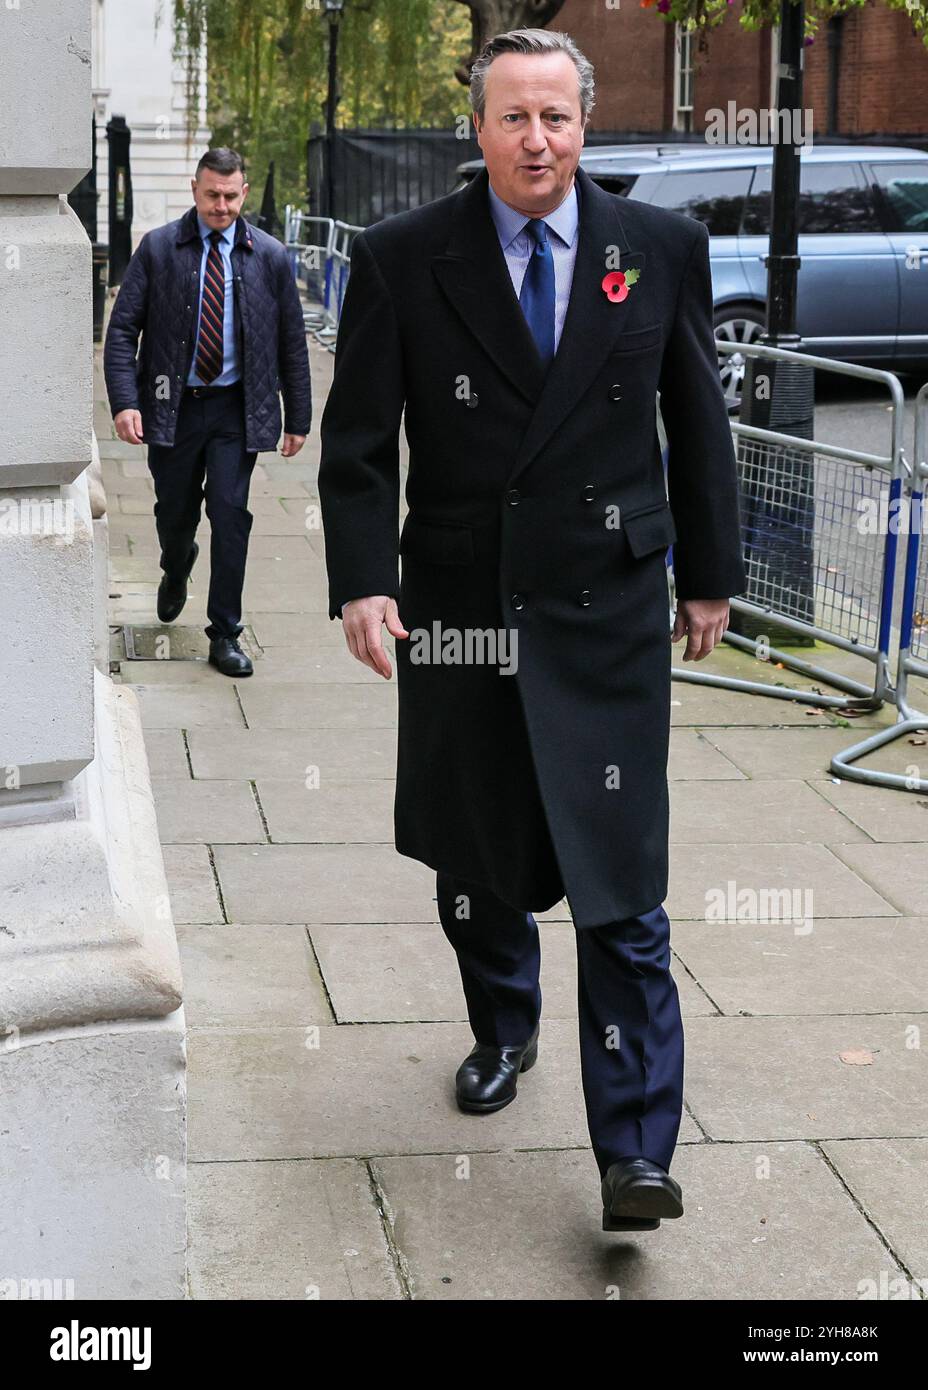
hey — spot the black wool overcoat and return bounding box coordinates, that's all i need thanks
[319,163,746,928]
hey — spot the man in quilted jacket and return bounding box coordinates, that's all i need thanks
[103,147,312,676]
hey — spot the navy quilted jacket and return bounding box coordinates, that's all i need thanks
[103,206,312,452]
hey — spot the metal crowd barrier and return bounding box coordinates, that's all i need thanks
[283,206,364,350]
[830,383,928,791]
[672,340,909,715]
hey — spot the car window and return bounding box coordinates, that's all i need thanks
[870,163,928,233]
[742,162,881,234]
[592,174,641,197]
[643,167,752,235]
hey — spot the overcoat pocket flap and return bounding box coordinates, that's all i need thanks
[622,502,677,558]
[608,322,663,355]
[400,516,475,565]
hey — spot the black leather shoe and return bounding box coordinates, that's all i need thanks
[156,541,199,624]
[208,635,253,677]
[601,1157,684,1232]
[455,1023,539,1114]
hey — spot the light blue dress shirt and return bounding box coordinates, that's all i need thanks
[187,215,240,386]
[487,177,580,355]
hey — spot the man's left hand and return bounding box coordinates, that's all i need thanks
[672,598,730,662]
[280,433,306,457]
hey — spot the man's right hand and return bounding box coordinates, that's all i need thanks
[114,409,144,445]
[341,596,409,679]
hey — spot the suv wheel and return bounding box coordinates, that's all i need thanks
[714,305,765,411]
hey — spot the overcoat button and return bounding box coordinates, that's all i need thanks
[608,384,623,401]
[511,593,525,610]
[466,392,479,408]
[579,589,592,606]
[582,484,595,502]
[506,488,520,506]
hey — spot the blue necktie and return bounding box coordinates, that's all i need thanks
[519,218,555,367]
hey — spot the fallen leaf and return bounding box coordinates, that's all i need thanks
[839,1048,874,1066]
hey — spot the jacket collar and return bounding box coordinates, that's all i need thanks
[431,162,645,485]
[176,205,255,252]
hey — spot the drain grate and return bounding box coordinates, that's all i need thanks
[116,624,260,662]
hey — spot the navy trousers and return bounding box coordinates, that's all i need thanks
[436,870,685,1178]
[146,382,258,640]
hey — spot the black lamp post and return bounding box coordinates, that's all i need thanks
[735,0,816,645]
[323,0,345,220]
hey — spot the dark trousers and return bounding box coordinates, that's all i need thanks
[436,871,685,1178]
[146,382,257,640]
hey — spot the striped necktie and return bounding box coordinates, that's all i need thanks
[519,218,555,367]
[194,230,225,383]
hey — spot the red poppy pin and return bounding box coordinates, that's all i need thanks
[601,268,641,303]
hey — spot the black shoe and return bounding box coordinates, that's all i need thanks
[156,541,199,624]
[455,1023,539,1114]
[601,1157,684,1232]
[208,635,253,677]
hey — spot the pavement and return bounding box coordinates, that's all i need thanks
[95,338,928,1302]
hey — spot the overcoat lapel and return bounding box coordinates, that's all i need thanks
[430,163,647,486]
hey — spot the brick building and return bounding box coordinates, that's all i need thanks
[551,0,928,142]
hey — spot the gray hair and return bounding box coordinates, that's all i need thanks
[469,28,595,123]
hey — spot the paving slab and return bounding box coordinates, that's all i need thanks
[308,921,714,1024]
[810,778,928,842]
[670,684,887,729]
[248,481,316,499]
[211,843,435,923]
[667,843,898,920]
[187,726,395,780]
[187,1158,401,1299]
[827,842,928,916]
[256,778,394,843]
[177,924,332,1027]
[683,1014,928,1141]
[133,682,247,729]
[700,726,898,780]
[247,612,348,647]
[139,727,191,779]
[118,658,225,685]
[188,1018,700,1163]
[671,916,928,1016]
[667,729,745,781]
[236,681,397,730]
[371,1142,900,1300]
[245,647,386,683]
[669,778,868,843]
[162,844,224,924]
[821,1138,928,1283]
[152,778,266,844]
[116,494,163,514]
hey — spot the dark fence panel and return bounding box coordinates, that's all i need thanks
[106,114,133,287]
[306,127,928,230]
[307,127,478,226]
[306,128,717,228]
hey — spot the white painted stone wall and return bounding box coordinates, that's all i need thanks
[0,0,186,1301]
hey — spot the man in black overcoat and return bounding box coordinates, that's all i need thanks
[319,29,746,1233]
